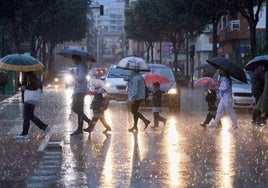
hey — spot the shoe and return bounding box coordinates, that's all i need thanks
[83,125,95,133]
[257,120,266,127]
[231,125,238,130]
[163,119,167,126]
[16,134,29,140]
[128,127,138,132]
[144,120,150,130]
[103,127,112,133]
[251,120,259,126]
[44,126,51,136]
[199,123,206,128]
[70,130,83,136]
[151,125,158,128]
[209,125,217,129]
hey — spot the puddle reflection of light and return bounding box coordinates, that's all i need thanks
[100,108,114,186]
[102,140,113,187]
[166,117,180,187]
[219,117,234,188]
[64,90,75,131]
[104,109,112,128]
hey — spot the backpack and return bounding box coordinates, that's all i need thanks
[100,97,109,111]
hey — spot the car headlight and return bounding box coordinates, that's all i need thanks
[86,75,91,81]
[65,74,73,83]
[105,82,113,88]
[168,87,178,95]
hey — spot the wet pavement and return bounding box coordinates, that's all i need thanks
[0,86,267,188]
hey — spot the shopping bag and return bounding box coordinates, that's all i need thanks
[24,89,41,104]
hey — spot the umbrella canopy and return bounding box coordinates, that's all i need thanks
[206,56,247,83]
[244,55,268,71]
[0,54,44,71]
[195,77,220,89]
[57,48,96,62]
[117,56,150,71]
[143,73,170,85]
[195,63,213,70]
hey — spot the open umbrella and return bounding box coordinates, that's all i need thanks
[195,77,220,89]
[117,56,150,71]
[143,73,170,85]
[244,55,268,71]
[57,48,96,62]
[206,56,247,83]
[0,54,44,71]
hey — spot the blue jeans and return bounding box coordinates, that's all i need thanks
[22,102,48,135]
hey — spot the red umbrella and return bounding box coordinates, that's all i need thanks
[195,77,220,89]
[143,73,170,85]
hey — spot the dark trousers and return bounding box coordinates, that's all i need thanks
[131,99,148,128]
[22,102,48,135]
[72,93,91,131]
[0,84,6,94]
[153,112,166,126]
[252,95,268,122]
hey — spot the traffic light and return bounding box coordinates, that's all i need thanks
[100,5,104,15]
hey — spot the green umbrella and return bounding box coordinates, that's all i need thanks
[0,54,44,71]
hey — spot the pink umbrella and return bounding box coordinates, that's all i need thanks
[143,73,170,85]
[195,77,220,89]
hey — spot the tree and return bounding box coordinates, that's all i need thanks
[40,0,90,71]
[125,0,164,62]
[192,0,230,56]
[0,0,90,73]
[232,0,265,57]
[158,0,206,70]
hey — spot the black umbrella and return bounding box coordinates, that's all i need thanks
[57,49,96,62]
[244,55,268,71]
[206,56,247,83]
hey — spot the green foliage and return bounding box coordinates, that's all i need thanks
[0,0,90,56]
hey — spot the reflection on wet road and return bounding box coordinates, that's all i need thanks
[43,87,266,187]
[1,87,267,187]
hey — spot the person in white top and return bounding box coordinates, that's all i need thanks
[210,69,238,130]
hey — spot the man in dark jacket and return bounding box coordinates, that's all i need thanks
[251,64,266,125]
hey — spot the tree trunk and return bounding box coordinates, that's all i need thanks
[249,23,257,57]
[150,42,154,63]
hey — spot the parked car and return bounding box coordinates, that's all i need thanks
[213,70,255,108]
[103,63,181,111]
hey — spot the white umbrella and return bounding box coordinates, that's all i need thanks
[117,56,150,71]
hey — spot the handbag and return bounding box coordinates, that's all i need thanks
[24,89,41,104]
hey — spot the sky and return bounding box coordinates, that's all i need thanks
[94,0,116,5]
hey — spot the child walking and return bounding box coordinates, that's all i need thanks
[200,89,222,128]
[83,84,111,133]
[151,82,167,128]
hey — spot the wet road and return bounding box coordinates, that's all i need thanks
[0,86,268,187]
